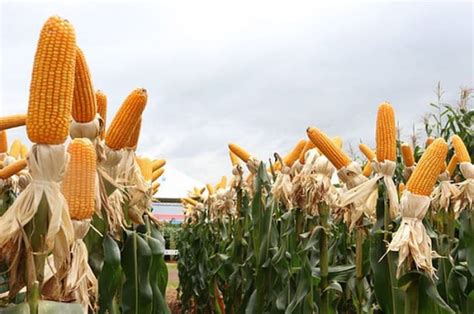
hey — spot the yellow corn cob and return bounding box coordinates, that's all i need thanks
[446,154,458,177]
[406,138,448,196]
[206,183,215,195]
[440,161,447,174]
[96,90,107,139]
[61,138,97,220]
[0,131,7,154]
[229,150,240,166]
[152,159,166,171]
[399,182,405,196]
[9,139,22,159]
[152,182,160,191]
[306,127,351,170]
[216,176,227,190]
[126,118,142,149]
[228,143,251,162]
[362,162,372,177]
[182,197,197,206]
[0,114,27,131]
[332,136,343,149]
[72,47,97,123]
[376,102,397,162]
[401,143,415,167]
[283,139,306,167]
[359,143,376,161]
[0,159,27,179]
[105,88,148,150]
[299,140,316,164]
[27,16,76,145]
[425,136,435,148]
[136,157,152,181]
[20,143,29,159]
[151,168,164,182]
[451,135,471,163]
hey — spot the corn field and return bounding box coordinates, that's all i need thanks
[0,14,473,314]
[177,96,473,313]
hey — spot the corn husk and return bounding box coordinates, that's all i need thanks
[385,191,435,277]
[453,162,474,213]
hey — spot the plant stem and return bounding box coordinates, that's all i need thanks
[28,281,40,314]
[320,203,329,314]
[355,226,365,311]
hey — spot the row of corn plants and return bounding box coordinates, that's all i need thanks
[177,89,473,313]
[0,16,170,313]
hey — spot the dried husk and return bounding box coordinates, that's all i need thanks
[385,191,435,277]
[271,165,293,209]
[431,171,460,212]
[0,144,74,279]
[453,162,474,213]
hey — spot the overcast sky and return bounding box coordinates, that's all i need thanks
[1,1,472,184]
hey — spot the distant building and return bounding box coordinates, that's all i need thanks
[152,200,184,224]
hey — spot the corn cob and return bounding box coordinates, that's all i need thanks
[27,16,76,145]
[298,140,316,164]
[96,90,107,139]
[72,47,97,123]
[446,154,458,177]
[0,159,27,179]
[359,143,376,161]
[152,159,166,171]
[362,162,372,177]
[283,139,306,167]
[206,183,215,195]
[406,138,448,196]
[0,114,27,131]
[399,182,405,195]
[451,135,471,163]
[9,139,22,159]
[152,182,160,191]
[425,136,435,148]
[0,131,7,154]
[216,176,227,190]
[105,88,148,150]
[61,138,97,220]
[375,102,397,162]
[126,118,142,149]
[20,143,29,159]
[182,197,197,206]
[306,127,351,170]
[332,136,343,149]
[229,150,240,166]
[136,157,152,181]
[401,143,415,167]
[151,168,164,182]
[228,143,251,163]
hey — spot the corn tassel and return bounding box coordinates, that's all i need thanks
[27,16,76,145]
